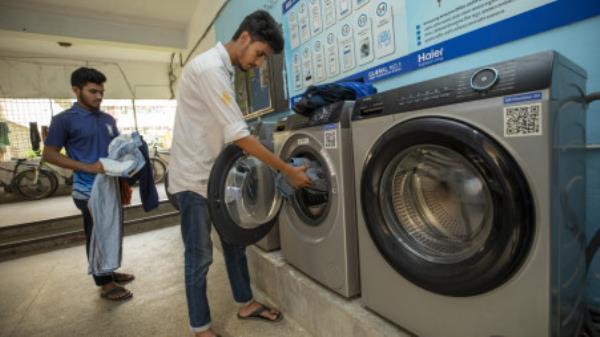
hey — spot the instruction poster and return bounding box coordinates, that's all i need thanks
[281,0,600,103]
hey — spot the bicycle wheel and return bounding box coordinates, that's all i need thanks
[13,169,59,200]
[150,158,166,184]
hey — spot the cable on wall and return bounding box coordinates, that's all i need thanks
[168,52,177,99]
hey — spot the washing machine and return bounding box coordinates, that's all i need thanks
[206,101,360,298]
[352,51,587,337]
[274,101,359,298]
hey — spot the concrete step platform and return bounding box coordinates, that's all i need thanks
[245,247,415,337]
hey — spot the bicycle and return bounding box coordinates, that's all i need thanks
[0,158,59,200]
[149,143,168,184]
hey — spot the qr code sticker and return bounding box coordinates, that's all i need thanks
[324,130,337,149]
[504,103,542,137]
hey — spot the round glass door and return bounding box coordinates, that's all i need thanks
[361,117,534,296]
[224,156,281,229]
[208,144,282,246]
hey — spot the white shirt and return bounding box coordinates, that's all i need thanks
[168,42,250,197]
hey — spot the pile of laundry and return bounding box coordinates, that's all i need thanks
[88,132,158,276]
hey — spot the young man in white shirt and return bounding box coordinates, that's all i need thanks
[168,10,311,337]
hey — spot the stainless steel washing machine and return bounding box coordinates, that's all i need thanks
[351,51,587,337]
[206,101,360,298]
[274,101,359,298]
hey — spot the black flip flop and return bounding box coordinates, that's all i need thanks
[237,304,283,323]
[100,286,133,301]
[112,272,135,284]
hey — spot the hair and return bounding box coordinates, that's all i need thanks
[70,67,106,88]
[232,10,284,54]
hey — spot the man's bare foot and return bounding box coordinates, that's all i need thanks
[194,329,219,337]
[100,282,132,301]
[238,300,282,322]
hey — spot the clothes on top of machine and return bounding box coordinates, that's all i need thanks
[0,122,10,146]
[126,137,159,212]
[292,82,377,117]
[87,132,146,276]
[29,122,41,152]
[276,157,328,199]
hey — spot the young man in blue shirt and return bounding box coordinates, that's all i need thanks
[43,67,135,301]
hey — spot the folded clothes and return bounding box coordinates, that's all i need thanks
[99,158,138,177]
[98,133,145,177]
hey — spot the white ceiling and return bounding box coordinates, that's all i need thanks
[0,0,200,30]
[0,0,215,63]
[0,30,176,63]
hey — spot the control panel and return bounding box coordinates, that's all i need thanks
[353,51,555,120]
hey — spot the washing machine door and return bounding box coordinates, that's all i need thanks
[362,117,534,297]
[207,144,283,246]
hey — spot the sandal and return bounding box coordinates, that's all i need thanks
[237,304,283,323]
[100,285,133,301]
[112,272,135,284]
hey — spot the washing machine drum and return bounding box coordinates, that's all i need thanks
[362,117,534,297]
[286,152,332,227]
[382,145,493,264]
[284,157,329,205]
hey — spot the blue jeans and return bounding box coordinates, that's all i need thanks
[175,191,253,332]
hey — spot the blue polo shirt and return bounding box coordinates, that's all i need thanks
[45,103,118,199]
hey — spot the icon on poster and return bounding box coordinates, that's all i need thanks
[376,2,387,16]
[360,38,371,58]
[378,30,392,48]
[373,1,395,58]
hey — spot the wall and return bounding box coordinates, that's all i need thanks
[215,0,287,124]
[214,0,600,307]
[165,0,225,97]
[186,0,224,57]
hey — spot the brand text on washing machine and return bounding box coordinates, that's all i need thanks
[418,48,445,65]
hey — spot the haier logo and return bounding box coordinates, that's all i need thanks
[417,48,444,65]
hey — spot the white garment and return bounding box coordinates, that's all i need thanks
[168,42,250,197]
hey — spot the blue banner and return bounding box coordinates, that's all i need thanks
[283,0,600,105]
